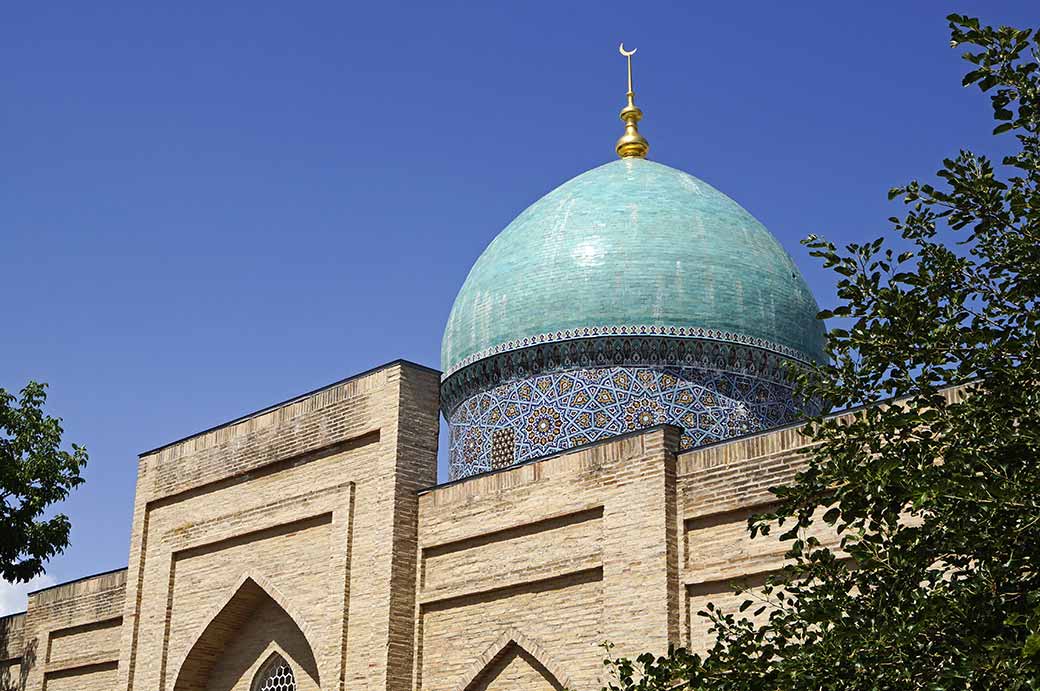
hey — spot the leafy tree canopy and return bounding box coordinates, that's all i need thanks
[0,381,87,584]
[605,14,1040,691]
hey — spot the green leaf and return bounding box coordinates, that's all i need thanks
[0,381,88,582]
[1024,632,1040,659]
[962,69,985,86]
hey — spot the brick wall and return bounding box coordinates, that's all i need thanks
[16,569,127,691]
[678,421,843,651]
[107,359,438,691]
[0,613,25,691]
[0,366,951,689]
[415,426,681,691]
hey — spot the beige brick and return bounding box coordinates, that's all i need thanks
[0,362,940,690]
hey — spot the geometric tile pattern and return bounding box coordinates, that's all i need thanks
[443,322,814,379]
[447,364,807,480]
[440,335,799,417]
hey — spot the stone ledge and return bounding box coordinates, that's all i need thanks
[45,652,120,674]
[420,505,603,553]
[419,565,603,609]
[420,554,603,606]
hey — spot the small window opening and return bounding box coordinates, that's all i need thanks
[491,428,516,469]
[252,653,296,691]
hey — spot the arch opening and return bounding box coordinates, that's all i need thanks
[172,577,319,691]
[465,642,564,691]
[456,631,570,691]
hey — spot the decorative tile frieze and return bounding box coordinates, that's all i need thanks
[440,335,801,417]
[442,324,813,380]
[446,364,811,480]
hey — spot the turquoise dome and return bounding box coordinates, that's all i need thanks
[441,158,826,377]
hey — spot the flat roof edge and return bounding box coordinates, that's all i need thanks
[138,358,439,457]
[418,423,682,494]
[26,566,129,597]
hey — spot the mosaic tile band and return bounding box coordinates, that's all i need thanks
[440,335,803,417]
[441,323,816,380]
[446,364,812,480]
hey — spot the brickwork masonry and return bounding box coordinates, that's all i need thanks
[0,361,939,690]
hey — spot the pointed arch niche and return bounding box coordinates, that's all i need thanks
[172,577,320,691]
[455,629,570,691]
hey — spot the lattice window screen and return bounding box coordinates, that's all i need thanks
[491,428,515,469]
[252,654,296,691]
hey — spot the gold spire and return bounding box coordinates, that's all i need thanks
[615,43,649,159]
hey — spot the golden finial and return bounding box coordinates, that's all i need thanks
[615,42,649,159]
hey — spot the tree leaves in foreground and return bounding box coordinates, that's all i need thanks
[604,14,1040,691]
[0,382,87,583]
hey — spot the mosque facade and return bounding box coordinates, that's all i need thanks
[0,50,838,691]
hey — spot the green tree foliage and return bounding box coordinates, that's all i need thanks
[604,15,1040,691]
[0,382,87,583]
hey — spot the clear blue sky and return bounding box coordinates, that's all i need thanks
[1,1,1036,606]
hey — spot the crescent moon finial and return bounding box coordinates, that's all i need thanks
[614,42,649,159]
